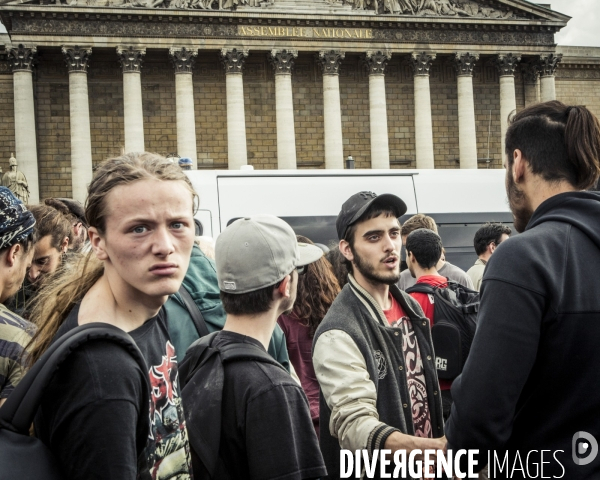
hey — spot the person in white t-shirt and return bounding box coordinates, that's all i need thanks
[466,222,512,291]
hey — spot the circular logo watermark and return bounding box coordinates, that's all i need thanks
[572,431,598,466]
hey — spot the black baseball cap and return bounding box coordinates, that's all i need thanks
[336,191,407,240]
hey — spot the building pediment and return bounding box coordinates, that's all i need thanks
[0,0,571,22]
[0,0,570,53]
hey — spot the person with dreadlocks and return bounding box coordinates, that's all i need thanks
[277,235,341,436]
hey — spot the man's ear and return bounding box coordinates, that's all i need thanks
[61,236,69,253]
[512,149,527,183]
[277,274,292,299]
[4,243,21,268]
[88,227,108,261]
[73,222,83,237]
[339,240,354,263]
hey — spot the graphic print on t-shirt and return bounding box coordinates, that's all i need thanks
[395,319,433,439]
[145,341,193,480]
[383,296,433,439]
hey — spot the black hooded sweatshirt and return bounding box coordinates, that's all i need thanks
[446,191,600,480]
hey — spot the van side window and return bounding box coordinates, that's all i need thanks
[226,215,514,271]
[227,216,338,248]
[194,218,204,236]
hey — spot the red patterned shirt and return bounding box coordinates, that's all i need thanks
[383,294,433,438]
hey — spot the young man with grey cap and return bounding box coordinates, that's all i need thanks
[0,187,36,405]
[181,214,327,480]
[313,191,445,479]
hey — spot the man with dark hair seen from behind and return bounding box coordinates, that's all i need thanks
[56,198,88,252]
[181,215,327,480]
[398,213,474,291]
[313,192,445,480]
[446,101,600,478]
[404,229,458,419]
[466,222,511,291]
[0,187,36,406]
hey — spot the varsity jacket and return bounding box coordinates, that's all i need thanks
[313,274,444,480]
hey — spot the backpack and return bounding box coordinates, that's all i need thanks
[405,281,479,380]
[179,331,286,479]
[0,323,150,480]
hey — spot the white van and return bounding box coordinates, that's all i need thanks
[187,168,512,271]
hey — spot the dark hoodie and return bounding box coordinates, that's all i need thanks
[446,191,600,479]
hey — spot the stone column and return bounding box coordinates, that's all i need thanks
[365,51,391,170]
[410,52,436,169]
[318,50,345,169]
[495,54,521,158]
[454,53,479,169]
[8,45,40,204]
[63,46,93,204]
[221,48,249,170]
[170,47,198,169]
[117,47,145,153]
[537,53,562,102]
[270,49,298,170]
[522,61,541,107]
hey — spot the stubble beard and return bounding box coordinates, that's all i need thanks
[352,247,400,286]
[507,167,534,234]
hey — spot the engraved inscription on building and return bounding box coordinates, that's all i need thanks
[238,26,373,39]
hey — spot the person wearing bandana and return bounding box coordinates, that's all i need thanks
[0,186,36,406]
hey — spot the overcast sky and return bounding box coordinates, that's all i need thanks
[2,1,600,46]
[550,0,600,47]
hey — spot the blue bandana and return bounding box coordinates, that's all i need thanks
[0,187,36,251]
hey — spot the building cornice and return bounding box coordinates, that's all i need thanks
[0,5,569,29]
[0,8,561,50]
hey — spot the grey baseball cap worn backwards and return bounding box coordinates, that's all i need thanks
[215,214,323,294]
[336,191,407,240]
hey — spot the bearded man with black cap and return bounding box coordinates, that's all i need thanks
[312,191,445,479]
[0,187,36,405]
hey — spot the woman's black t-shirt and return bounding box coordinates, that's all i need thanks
[34,303,193,480]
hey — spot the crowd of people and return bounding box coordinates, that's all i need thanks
[0,99,599,480]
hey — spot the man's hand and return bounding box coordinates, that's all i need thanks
[385,433,447,479]
[384,431,446,455]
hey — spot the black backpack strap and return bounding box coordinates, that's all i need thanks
[219,342,287,371]
[180,332,225,479]
[179,332,220,388]
[178,285,210,338]
[405,283,437,295]
[443,281,480,314]
[181,333,286,384]
[0,322,150,454]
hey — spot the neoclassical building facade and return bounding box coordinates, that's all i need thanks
[0,0,599,202]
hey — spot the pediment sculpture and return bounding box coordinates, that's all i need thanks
[0,0,526,16]
[384,0,520,17]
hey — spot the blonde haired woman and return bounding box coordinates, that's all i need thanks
[28,153,196,480]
